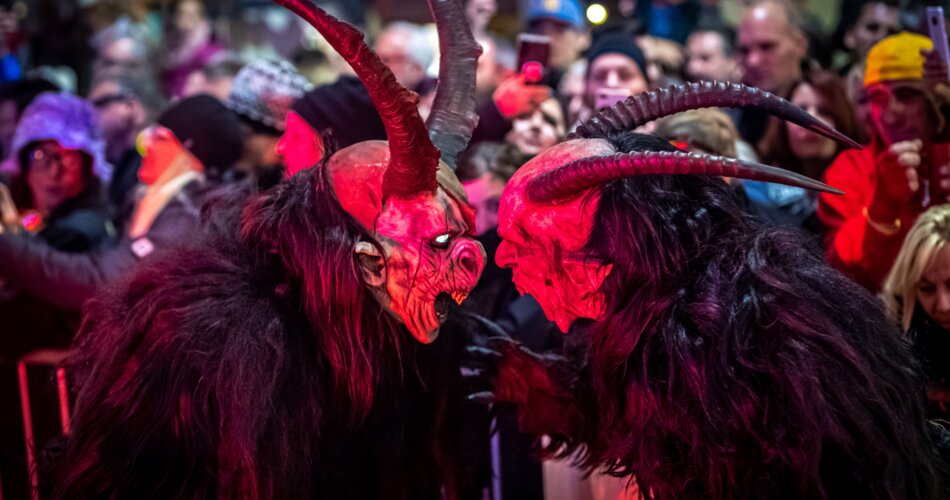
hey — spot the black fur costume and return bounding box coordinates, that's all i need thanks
[54,168,484,499]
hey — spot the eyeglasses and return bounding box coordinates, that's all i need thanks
[28,144,85,175]
[91,91,132,109]
[135,125,177,157]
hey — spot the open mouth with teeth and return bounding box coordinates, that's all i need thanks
[407,289,473,344]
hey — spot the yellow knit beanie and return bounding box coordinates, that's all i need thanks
[864,32,933,87]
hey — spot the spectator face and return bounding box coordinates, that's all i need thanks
[466,0,497,35]
[136,125,185,185]
[917,244,950,329]
[476,38,512,95]
[97,37,148,73]
[586,53,649,108]
[25,140,86,214]
[181,71,234,101]
[787,82,837,162]
[90,80,142,151]
[239,131,281,176]
[866,81,937,146]
[276,111,324,177]
[559,61,587,126]
[527,19,589,70]
[174,0,206,36]
[506,97,565,155]
[738,1,807,95]
[463,172,506,235]
[375,29,427,90]
[845,2,900,59]
[686,31,738,82]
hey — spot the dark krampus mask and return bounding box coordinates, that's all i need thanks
[495,82,860,332]
[277,0,485,343]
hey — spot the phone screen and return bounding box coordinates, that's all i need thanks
[594,88,632,111]
[516,33,551,83]
[928,7,950,80]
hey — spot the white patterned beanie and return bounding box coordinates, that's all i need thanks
[226,59,313,133]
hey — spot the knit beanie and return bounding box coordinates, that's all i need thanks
[290,76,386,150]
[226,59,313,133]
[655,108,738,158]
[864,32,944,133]
[586,32,650,83]
[864,32,932,87]
[157,94,244,174]
[13,91,112,181]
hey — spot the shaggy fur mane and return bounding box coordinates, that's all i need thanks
[542,132,947,499]
[55,166,475,499]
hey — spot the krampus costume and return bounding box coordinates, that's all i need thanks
[53,0,490,498]
[489,84,950,499]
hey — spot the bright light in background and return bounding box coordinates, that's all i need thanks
[587,3,608,25]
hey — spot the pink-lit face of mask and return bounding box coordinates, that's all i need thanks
[495,139,615,333]
[329,141,486,343]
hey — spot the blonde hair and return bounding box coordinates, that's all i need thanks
[881,204,950,331]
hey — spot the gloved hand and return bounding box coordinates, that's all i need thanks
[492,74,552,119]
[459,312,583,435]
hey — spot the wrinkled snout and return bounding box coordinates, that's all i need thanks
[449,238,486,303]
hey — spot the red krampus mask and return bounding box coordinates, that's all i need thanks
[277,0,485,343]
[496,82,860,332]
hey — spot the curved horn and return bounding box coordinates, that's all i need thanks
[570,81,861,149]
[527,150,843,203]
[425,0,482,169]
[273,0,439,198]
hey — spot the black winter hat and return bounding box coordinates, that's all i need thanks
[586,32,650,83]
[291,76,386,150]
[157,94,244,175]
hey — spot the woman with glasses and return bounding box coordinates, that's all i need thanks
[0,91,111,358]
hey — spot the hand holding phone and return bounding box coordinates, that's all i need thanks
[594,88,632,111]
[516,33,551,84]
[493,74,552,118]
[928,7,950,82]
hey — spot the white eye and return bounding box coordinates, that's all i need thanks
[431,233,451,249]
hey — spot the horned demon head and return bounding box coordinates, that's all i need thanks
[276,0,485,343]
[496,82,861,332]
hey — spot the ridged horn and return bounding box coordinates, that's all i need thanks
[273,0,439,198]
[527,150,844,203]
[425,0,482,169]
[570,81,861,150]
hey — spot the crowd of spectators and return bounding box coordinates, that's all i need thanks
[0,0,949,498]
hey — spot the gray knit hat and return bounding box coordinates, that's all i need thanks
[226,59,313,132]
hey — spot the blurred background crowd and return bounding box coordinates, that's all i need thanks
[0,0,949,498]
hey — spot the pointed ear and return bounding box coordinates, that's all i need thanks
[354,241,386,287]
[564,259,613,291]
[588,262,613,291]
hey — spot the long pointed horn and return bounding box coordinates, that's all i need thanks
[527,150,843,203]
[570,81,861,149]
[425,0,482,169]
[274,0,439,198]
